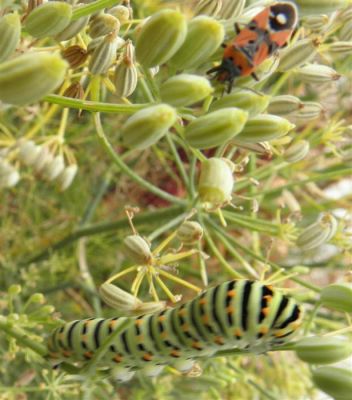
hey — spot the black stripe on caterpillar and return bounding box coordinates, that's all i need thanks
[48,279,303,381]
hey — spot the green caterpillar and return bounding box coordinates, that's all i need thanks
[48,279,303,381]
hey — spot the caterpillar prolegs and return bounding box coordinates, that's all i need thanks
[48,280,303,381]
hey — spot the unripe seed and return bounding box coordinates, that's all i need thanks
[0,52,67,105]
[88,32,119,75]
[100,282,142,311]
[268,95,303,116]
[121,104,177,150]
[210,90,269,117]
[283,140,310,163]
[0,13,21,63]
[136,9,187,68]
[278,39,319,72]
[18,140,41,166]
[294,0,349,16]
[235,114,295,143]
[231,140,272,156]
[108,5,131,24]
[28,293,45,304]
[8,284,21,295]
[325,41,352,56]
[123,235,153,265]
[58,164,78,191]
[296,64,340,83]
[312,366,352,400]
[160,74,213,107]
[218,0,246,19]
[33,146,52,173]
[185,108,248,149]
[170,16,224,70]
[198,157,234,206]
[301,14,330,32]
[296,213,338,251]
[194,0,222,17]
[293,102,323,121]
[339,19,352,41]
[113,40,138,98]
[62,45,88,69]
[320,283,352,313]
[177,221,204,244]
[43,155,65,181]
[294,336,352,364]
[88,13,120,38]
[24,1,72,39]
[55,14,89,41]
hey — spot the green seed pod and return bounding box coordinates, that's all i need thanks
[123,235,153,265]
[185,108,248,149]
[177,221,204,244]
[88,32,119,75]
[18,140,41,166]
[8,284,21,295]
[283,140,310,163]
[170,16,224,70]
[339,19,352,41]
[293,102,323,122]
[325,41,352,56]
[113,40,138,98]
[312,366,352,400]
[121,104,177,150]
[0,52,67,105]
[108,5,131,24]
[294,336,352,364]
[294,0,349,16]
[296,64,340,83]
[199,158,234,206]
[100,282,142,311]
[136,9,187,68]
[88,13,120,38]
[218,0,246,19]
[296,213,338,252]
[210,90,269,117]
[24,1,72,39]
[0,13,21,63]
[194,0,222,17]
[28,293,45,304]
[268,95,303,116]
[235,114,295,143]
[58,164,78,191]
[301,14,330,32]
[62,45,88,69]
[55,13,89,41]
[160,74,213,107]
[278,39,319,72]
[231,140,272,156]
[320,283,352,313]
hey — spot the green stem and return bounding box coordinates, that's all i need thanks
[147,212,187,242]
[72,0,120,20]
[93,113,186,205]
[223,211,279,235]
[44,95,146,114]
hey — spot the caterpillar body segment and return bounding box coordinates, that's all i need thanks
[48,280,303,381]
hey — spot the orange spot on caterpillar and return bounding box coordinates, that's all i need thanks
[170,350,181,358]
[158,315,166,322]
[143,353,153,361]
[234,328,242,337]
[259,326,269,335]
[113,354,123,363]
[226,306,234,314]
[178,308,187,316]
[214,336,224,345]
[262,307,270,316]
[135,319,143,326]
[62,350,72,357]
[181,323,189,331]
[227,290,236,297]
[191,341,202,350]
[137,334,144,341]
[199,298,207,305]
[202,315,209,324]
[84,351,93,359]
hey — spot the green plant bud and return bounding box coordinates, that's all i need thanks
[320,283,352,313]
[135,301,167,315]
[194,0,222,17]
[136,9,187,68]
[268,95,303,116]
[160,74,213,107]
[283,140,310,163]
[28,293,45,304]
[55,14,89,41]
[8,284,21,295]
[43,154,65,181]
[108,5,131,24]
[218,0,246,19]
[296,213,338,251]
[210,90,269,117]
[100,282,142,311]
[121,104,177,150]
[296,64,341,83]
[88,32,119,75]
[18,140,41,166]
[339,19,352,41]
[294,336,352,364]
[293,102,323,121]
[62,45,88,69]
[198,157,234,206]
[0,13,21,63]
[88,13,120,38]
[294,0,349,16]
[235,114,295,143]
[24,1,72,39]
[113,40,138,98]
[325,41,352,56]
[0,53,67,105]
[58,164,78,191]
[123,235,153,265]
[278,39,319,72]
[312,366,352,400]
[301,14,330,32]
[231,140,272,156]
[185,108,248,149]
[170,16,224,70]
[177,221,204,244]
